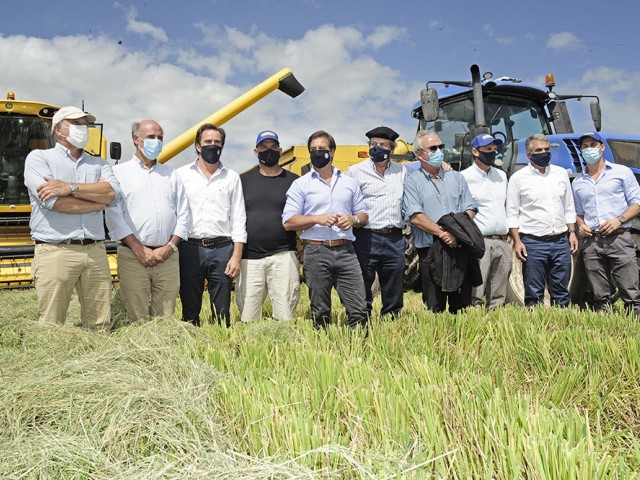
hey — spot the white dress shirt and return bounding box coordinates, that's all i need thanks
[506,163,576,236]
[106,156,190,246]
[177,160,247,243]
[461,163,508,236]
[344,159,406,229]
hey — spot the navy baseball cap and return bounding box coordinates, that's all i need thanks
[578,131,604,145]
[471,133,503,149]
[255,130,279,147]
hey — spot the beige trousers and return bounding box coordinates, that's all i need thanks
[235,251,300,321]
[116,245,180,321]
[32,242,112,331]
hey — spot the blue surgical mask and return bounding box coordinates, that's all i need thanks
[425,148,444,168]
[369,145,391,163]
[140,138,163,160]
[530,151,551,168]
[581,147,602,165]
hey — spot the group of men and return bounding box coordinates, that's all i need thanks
[24,105,640,332]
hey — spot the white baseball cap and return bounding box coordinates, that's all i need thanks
[51,106,96,132]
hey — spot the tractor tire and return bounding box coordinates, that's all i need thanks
[403,225,422,292]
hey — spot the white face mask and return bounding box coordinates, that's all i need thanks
[65,124,89,149]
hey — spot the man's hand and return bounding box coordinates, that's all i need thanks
[513,240,527,262]
[37,177,71,201]
[131,245,159,268]
[151,245,174,264]
[335,213,355,230]
[314,213,338,227]
[578,223,593,237]
[225,255,241,278]
[438,229,458,247]
[598,218,622,236]
[569,232,579,255]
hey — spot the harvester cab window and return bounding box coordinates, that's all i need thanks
[0,115,54,205]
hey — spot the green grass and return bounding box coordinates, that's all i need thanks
[1,287,639,478]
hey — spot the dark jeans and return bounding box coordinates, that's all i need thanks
[353,228,405,317]
[521,235,571,307]
[303,243,367,328]
[178,240,233,326]
[582,232,640,317]
[417,247,472,313]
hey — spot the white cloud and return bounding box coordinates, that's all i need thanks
[0,24,420,173]
[546,31,583,52]
[483,25,513,45]
[126,7,168,42]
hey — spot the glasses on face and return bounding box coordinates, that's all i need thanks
[423,144,445,153]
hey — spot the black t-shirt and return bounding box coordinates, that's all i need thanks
[240,166,299,259]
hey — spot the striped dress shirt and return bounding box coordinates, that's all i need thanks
[344,159,406,229]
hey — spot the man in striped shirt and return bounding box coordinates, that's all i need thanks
[345,126,406,318]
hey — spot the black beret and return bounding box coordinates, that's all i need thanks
[365,126,399,142]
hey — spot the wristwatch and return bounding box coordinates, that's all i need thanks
[353,216,361,226]
[69,183,79,196]
[618,215,627,224]
[167,242,178,252]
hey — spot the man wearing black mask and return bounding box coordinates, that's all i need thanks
[506,133,578,307]
[461,134,511,308]
[176,123,246,326]
[236,131,300,322]
[283,130,369,329]
[345,126,406,318]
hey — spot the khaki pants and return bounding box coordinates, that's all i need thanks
[235,251,300,321]
[471,238,512,309]
[32,242,112,331]
[117,245,180,321]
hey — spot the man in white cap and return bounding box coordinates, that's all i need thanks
[461,133,512,308]
[24,106,120,331]
[106,120,190,322]
[236,130,300,322]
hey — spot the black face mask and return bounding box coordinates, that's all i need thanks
[530,151,551,168]
[310,149,331,169]
[258,149,280,167]
[369,145,391,163]
[201,145,222,164]
[476,150,497,167]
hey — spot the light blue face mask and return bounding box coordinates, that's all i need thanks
[426,148,444,168]
[581,147,602,165]
[140,138,163,160]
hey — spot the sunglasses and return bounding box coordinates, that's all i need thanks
[424,144,445,153]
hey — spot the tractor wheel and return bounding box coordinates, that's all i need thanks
[403,225,421,292]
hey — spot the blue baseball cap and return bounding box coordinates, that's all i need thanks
[255,130,279,147]
[471,133,503,149]
[578,131,604,145]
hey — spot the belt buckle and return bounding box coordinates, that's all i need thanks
[328,239,333,247]
[202,238,213,247]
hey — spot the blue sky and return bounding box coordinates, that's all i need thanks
[2,0,639,170]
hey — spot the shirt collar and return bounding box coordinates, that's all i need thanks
[55,142,84,162]
[311,166,341,179]
[471,162,490,176]
[527,162,548,175]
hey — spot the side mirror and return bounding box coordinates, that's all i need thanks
[110,142,122,161]
[420,88,439,122]
[590,101,602,132]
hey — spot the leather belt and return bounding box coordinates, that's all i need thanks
[368,227,402,235]
[484,234,509,240]
[188,236,232,247]
[34,239,102,245]
[521,233,566,242]
[303,239,351,247]
[593,227,630,237]
[120,243,163,250]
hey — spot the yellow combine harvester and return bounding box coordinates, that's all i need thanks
[0,68,305,288]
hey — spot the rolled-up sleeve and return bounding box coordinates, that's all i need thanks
[402,174,423,221]
[100,163,121,204]
[105,198,132,241]
[351,182,367,215]
[24,150,57,210]
[459,176,477,212]
[623,167,640,206]
[282,180,304,224]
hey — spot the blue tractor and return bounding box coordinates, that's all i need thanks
[410,64,640,304]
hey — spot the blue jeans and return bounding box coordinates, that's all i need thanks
[303,243,367,328]
[521,235,571,307]
[353,228,405,317]
[178,241,233,326]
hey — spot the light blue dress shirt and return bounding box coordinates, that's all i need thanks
[24,144,121,243]
[105,156,190,246]
[572,161,640,230]
[282,167,367,241]
[402,167,477,248]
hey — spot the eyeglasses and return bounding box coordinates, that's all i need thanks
[423,144,445,153]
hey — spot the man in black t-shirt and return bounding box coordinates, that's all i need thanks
[236,130,300,321]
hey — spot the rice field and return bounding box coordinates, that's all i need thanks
[1,287,639,479]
